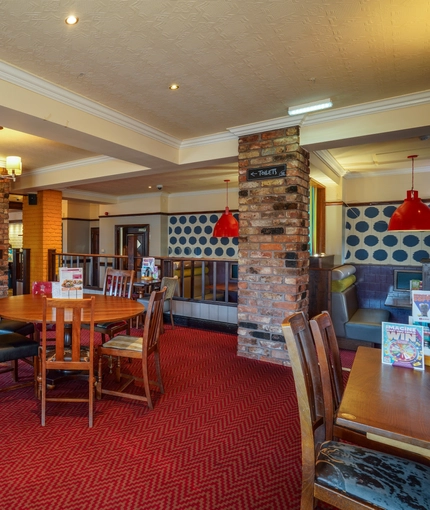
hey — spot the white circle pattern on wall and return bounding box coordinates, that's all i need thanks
[345,205,430,266]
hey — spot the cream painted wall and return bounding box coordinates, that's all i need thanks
[344,171,430,204]
[325,204,344,265]
[98,214,165,256]
[167,188,238,213]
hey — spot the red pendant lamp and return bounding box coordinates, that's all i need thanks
[388,155,430,231]
[213,180,239,237]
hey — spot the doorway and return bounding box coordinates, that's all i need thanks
[115,225,149,271]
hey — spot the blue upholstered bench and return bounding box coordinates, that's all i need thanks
[331,265,389,347]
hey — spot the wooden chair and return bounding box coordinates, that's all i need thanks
[282,311,430,510]
[97,287,166,409]
[310,310,345,409]
[137,276,178,332]
[0,332,39,394]
[39,297,96,427]
[84,268,135,342]
[310,310,430,465]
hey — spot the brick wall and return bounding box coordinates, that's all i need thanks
[23,190,62,282]
[237,127,310,366]
[0,180,10,298]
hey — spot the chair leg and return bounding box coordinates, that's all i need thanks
[170,307,175,329]
[154,349,164,394]
[41,358,46,426]
[142,355,153,410]
[96,354,102,400]
[12,359,18,382]
[89,371,94,428]
[33,355,39,398]
[115,356,121,383]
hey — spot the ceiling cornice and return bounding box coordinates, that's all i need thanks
[227,115,302,136]
[0,61,182,149]
[29,156,113,175]
[303,89,430,126]
[2,61,430,154]
[313,150,347,177]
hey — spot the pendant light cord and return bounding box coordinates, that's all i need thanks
[409,155,418,196]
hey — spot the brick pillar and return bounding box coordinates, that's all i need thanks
[237,127,310,365]
[22,190,62,283]
[0,180,10,298]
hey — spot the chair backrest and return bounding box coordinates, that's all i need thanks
[310,310,344,409]
[42,297,95,368]
[282,312,335,482]
[103,268,135,298]
[160,276,178,300]
[142,287,167,353]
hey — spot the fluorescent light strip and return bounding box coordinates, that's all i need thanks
[288,98,333,116]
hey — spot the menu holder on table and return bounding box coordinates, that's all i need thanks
[53,267,83,299]
[382,321,424,370]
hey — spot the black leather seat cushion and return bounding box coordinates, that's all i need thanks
[0,333,39,362]
[0,319,35,337]
[316,441,430,510]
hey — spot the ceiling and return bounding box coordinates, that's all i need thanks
[1,0,430,199]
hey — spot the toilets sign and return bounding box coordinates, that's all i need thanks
[246,164,286,181]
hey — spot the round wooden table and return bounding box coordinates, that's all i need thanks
[0,293,144,346]
[0,293,144,324]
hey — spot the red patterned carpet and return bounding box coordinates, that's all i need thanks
[0,326,354,510]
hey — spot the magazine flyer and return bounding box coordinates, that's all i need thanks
[409,316,430,362]
[382,322,424,370]
[141,257,156,279]
[411,290,430,323]
[54,267,83,298]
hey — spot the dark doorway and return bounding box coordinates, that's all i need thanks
[115,225,149,271]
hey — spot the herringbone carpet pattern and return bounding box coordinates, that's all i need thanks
[0,326,354,510]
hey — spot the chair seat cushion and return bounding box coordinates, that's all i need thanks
[46,348,91,363]
[0,333,39,362]
[103,335,143,352]
[316,441,430,510]
[95,320,127,330]
[0,319,35,337]
[345,308,390,343]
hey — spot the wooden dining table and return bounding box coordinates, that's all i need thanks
[336,346,430,458]
[0,293,144,347]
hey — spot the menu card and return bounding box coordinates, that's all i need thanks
[411,290,430,323]
[382,322,424,370]
[53,267,83,299]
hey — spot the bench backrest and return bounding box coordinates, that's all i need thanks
[331,284,359,337]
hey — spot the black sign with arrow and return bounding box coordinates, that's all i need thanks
[246,164,286,181]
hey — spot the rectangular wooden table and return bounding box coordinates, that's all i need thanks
[336,346,430,457]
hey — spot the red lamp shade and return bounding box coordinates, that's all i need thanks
[213,207,239,237]
[388,190,430,231]
[388,155,430,231]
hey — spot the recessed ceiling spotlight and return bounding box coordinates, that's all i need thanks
[169,84,179,90]
[65,15,79,25]
[288,98,333,116]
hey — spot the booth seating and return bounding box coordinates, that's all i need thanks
[331,264,390,348]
